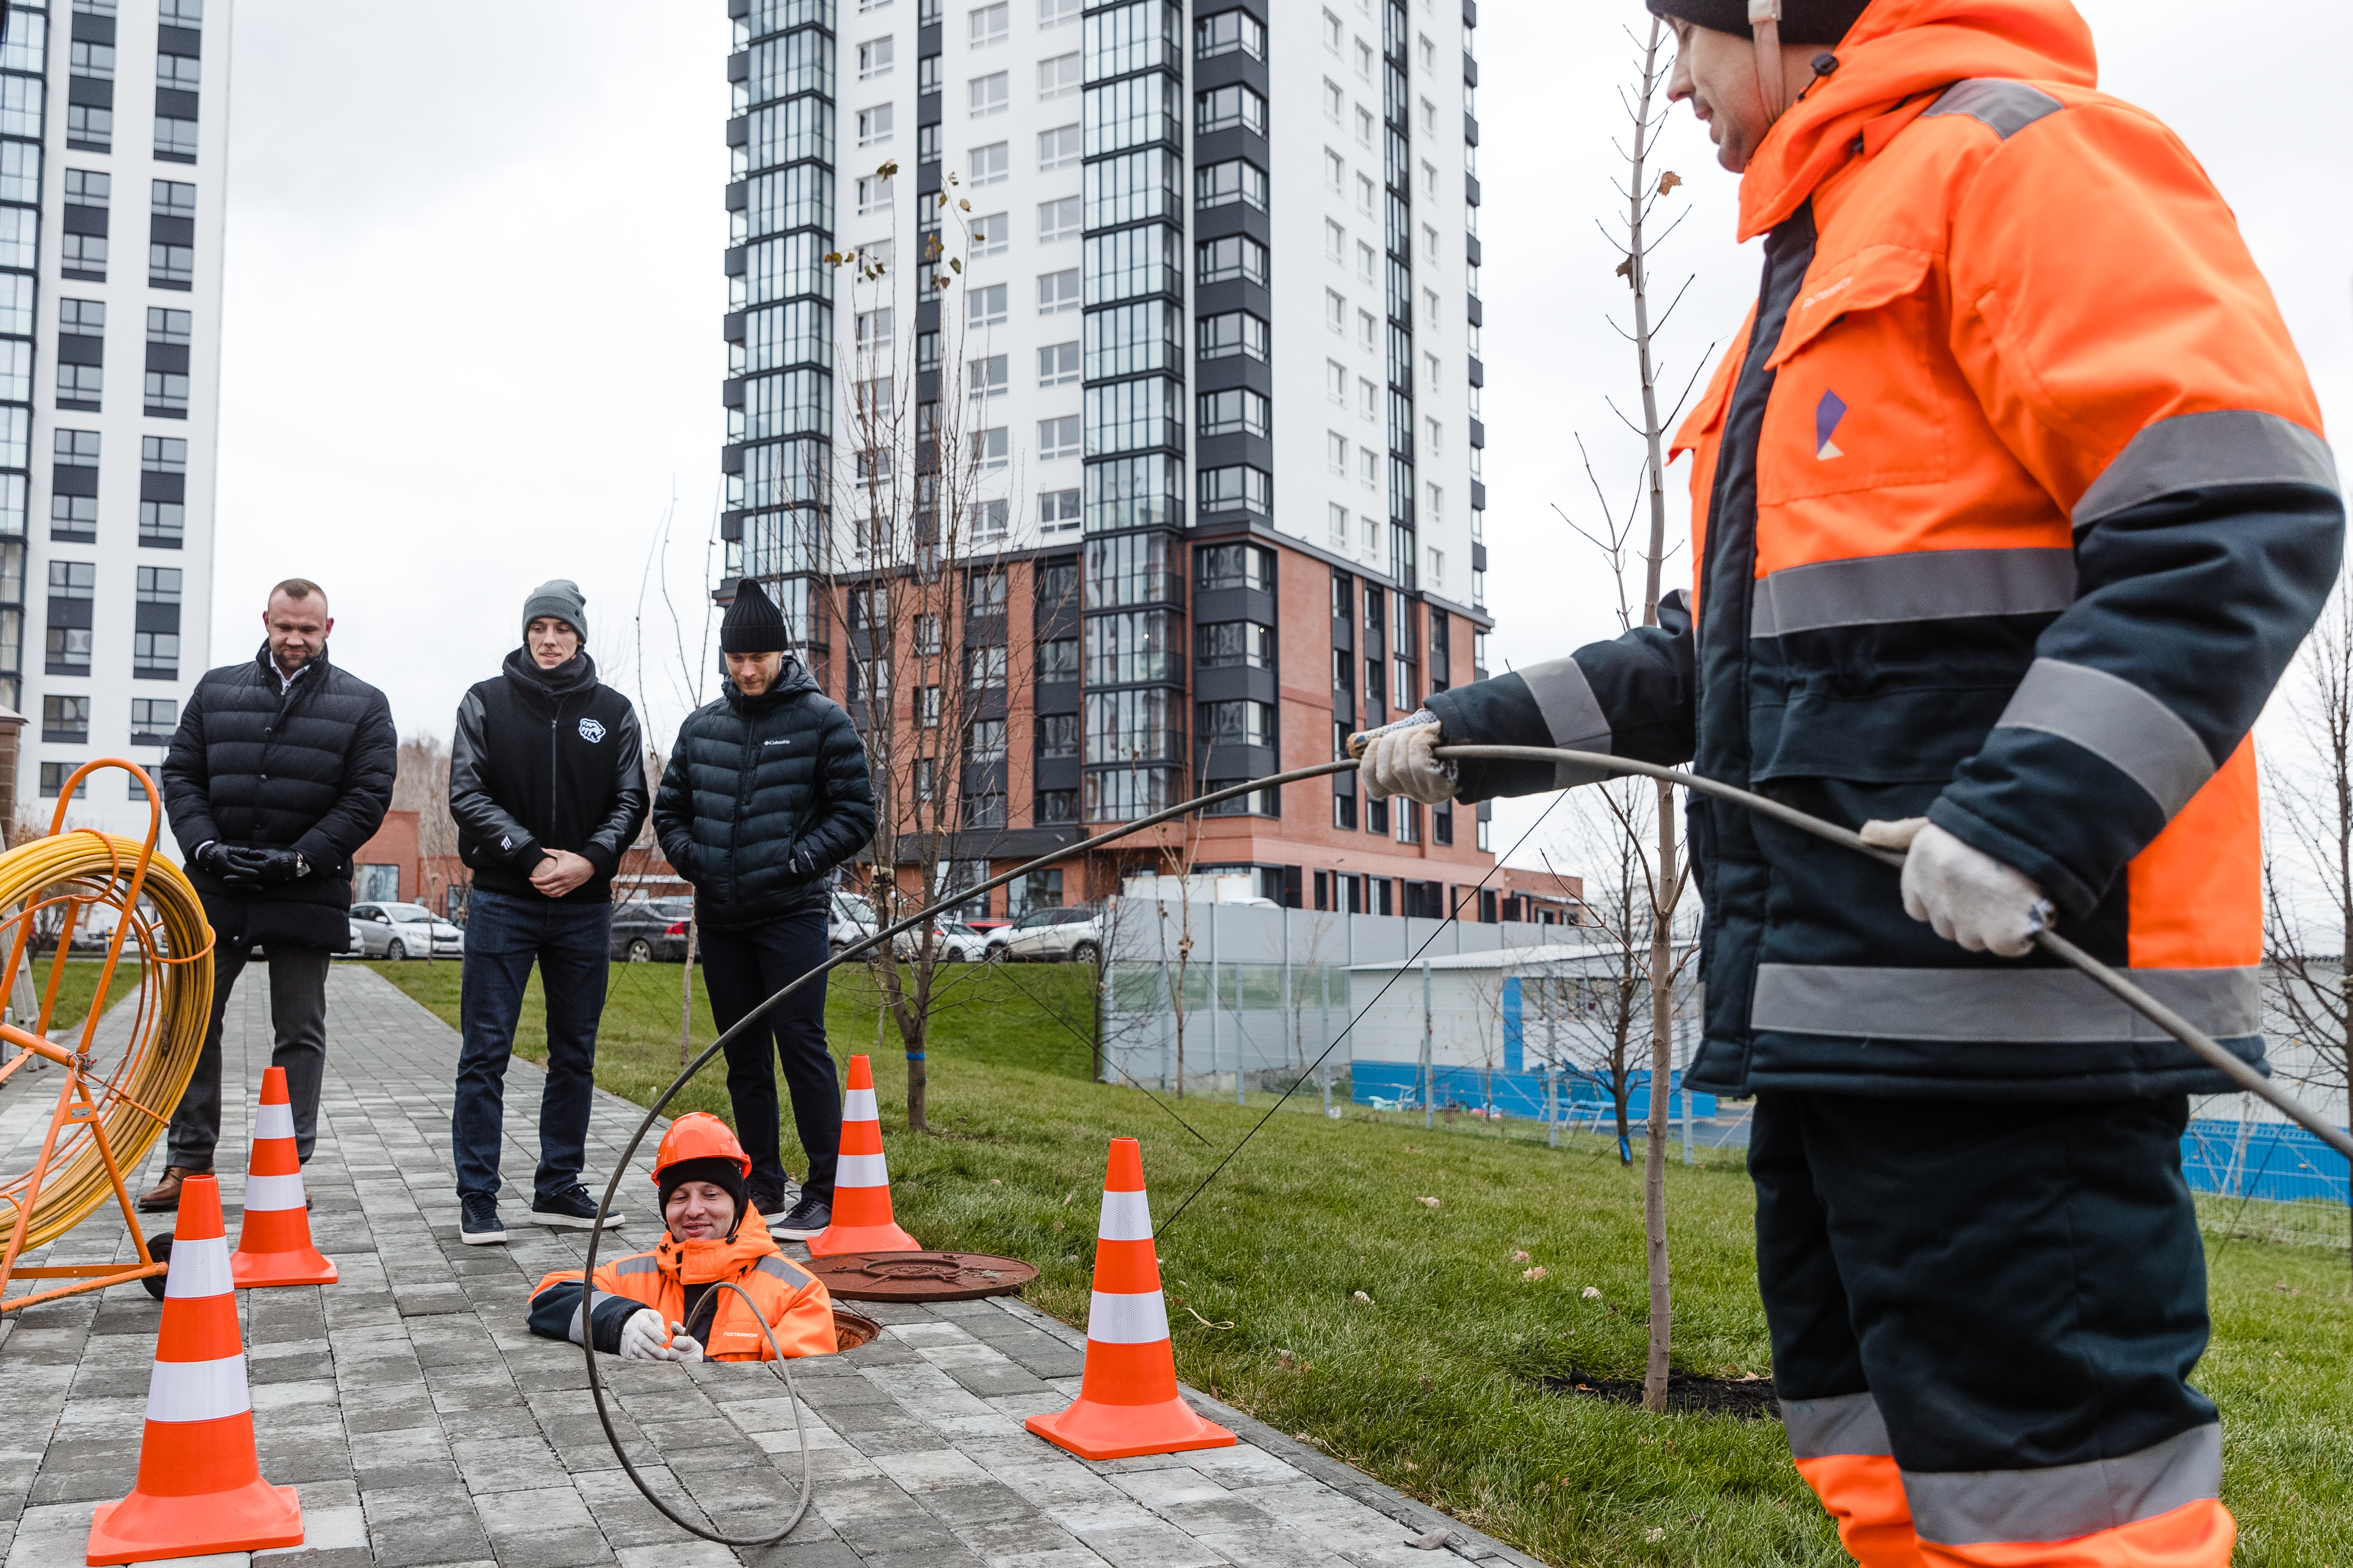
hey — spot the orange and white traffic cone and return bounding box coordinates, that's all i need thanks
[1026,1137,1237,1461]
[88,1174,305,1564]
[232,1065,336,1288]
[809,1055,919,1255]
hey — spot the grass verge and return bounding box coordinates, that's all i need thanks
[371,955,2353,1566]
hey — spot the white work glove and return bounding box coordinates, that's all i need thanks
[1861,818,2055,960]
[1358,714,1457,804]
[619,1308,703,1363]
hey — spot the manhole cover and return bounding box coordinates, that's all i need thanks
[807,1250,1038,1302]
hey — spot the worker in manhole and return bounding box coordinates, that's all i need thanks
[1357,1,2340,1565]
[528,1113,837,1361]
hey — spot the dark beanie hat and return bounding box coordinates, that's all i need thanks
[657,1155,749,1217]
[1645,0,1872,44]
[521,579,587,644]
[720,577,790,654]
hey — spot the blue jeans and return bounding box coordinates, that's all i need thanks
[452,888,611,1204]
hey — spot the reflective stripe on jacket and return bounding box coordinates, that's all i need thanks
[527,1215,837,1361]
[1427,0,2343,1102]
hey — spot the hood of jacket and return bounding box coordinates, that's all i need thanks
[722,653,819,717]
[652,1210,782,1285]
[501,645,600,706]
[1736,0,2097,240]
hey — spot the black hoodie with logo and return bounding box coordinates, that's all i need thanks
[449,649,648,904]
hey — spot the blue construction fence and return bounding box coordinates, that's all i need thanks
[1352,1060,1716,1120]
[2181,1117,2350,1205]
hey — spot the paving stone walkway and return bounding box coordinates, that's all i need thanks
[0,963,1544,1568]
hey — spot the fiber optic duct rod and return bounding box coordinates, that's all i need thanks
[587,743,2351,1540]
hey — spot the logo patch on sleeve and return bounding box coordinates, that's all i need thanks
[1815,391,1848,461]
[578,717,608,744]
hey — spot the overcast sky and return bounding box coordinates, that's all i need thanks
[213,1,2351,871]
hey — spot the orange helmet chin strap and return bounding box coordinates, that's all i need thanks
[1749,0,1790,122]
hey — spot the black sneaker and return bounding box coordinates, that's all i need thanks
[460,1195,506,1246]
[531,1184,624,1229]
[771,1195,830,1241]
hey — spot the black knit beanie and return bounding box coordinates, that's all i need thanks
[658,1155,749,1218]
[719,577,790,654]
[1645,0,1872,44]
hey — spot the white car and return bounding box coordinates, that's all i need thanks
[828,891,881,957]
[349,902,464,960]
[985,904,1106,965]
[892,921,990,964]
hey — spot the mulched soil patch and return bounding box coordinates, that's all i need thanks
[1542,1369,1782,1420]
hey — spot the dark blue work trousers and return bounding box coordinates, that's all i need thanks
[698,902,837,1210]
[451,888,611,1204]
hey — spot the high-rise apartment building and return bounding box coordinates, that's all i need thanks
[0,0,223,834]
[724,0,1498,918]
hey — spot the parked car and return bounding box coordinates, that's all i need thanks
[985,903,1106,965]
[610,897,696,963]
[829,891,880,957]
[892,920,990,964]
[349,903,463,960]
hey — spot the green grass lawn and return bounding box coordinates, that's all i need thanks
[23,953,146,1032]
[372,955,2353,1565]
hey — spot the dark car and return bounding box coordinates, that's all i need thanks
[610,897,696,963]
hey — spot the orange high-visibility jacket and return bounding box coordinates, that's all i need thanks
[528,1218,837,1361]
[1425,0,2343,1099]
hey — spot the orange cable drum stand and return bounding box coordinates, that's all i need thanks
[0,758,215,1314]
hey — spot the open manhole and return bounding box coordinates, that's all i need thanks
[1543,1369,1781,1420]
[807,1250,1038,1302]
[832,1307,884,1349]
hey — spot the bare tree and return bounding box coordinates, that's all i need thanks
[2262,585,2353,1278]
[393,733,461,925]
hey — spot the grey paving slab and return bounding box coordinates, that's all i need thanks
[0,964,1546,1568]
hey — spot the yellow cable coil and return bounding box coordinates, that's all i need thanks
[0,831,212,1252]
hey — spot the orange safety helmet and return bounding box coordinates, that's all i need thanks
[651,1112,752,1186]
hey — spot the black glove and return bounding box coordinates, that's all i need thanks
[219,846,306,888]
[195,841,264,892]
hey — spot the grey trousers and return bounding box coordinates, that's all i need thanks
[163,943,330,1170]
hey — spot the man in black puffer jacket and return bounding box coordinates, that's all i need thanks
[653,578,874,1240]
[447,580,648,1244]
[145,579,397,1211]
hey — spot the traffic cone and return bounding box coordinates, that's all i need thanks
[87,1174,305,1564]
[809,1055,920,1255]
[231,1066,336,1287]
[1025,1137,1237,1461]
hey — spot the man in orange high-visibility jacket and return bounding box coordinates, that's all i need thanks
[528,1114,836,1362]
[1359,1,2343,1564]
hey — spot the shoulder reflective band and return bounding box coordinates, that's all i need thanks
[836,1152,889,1187]
[1994,658,2214,819]
[2075,409,2340,532]
[755,1254,814,1288]
[162,1234,234,1298]
[255,1102,295,1141]
[1903,1422,2220,1547]
[146,1354,252,1423]
[243,1174,305,1212]
[612,1255,660,1277]
[1087,1289,1171,1345]
[1097,1188,1153,1242]
[1919,79,2065,140]
[1750,549,2075,637]
[843,1086,877,1121]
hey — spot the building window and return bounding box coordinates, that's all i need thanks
[60,232,106,280]
[1195,159,1267,211]
[1198,543,1273,591]
[1198,464,1270,517]
[1197,83,1266,137]
[1039,340,1080,385]
[70,36,113,76]
[1325,289,1346,334]
[1197,620,1273,669]
[144,435,187,473]
[42,694,89,743]
[1039,638,1079,685]
[855,171,894,215]
[1356,171,1376,216]
[1038,267,1080,313]
[1322,79,1344,123]
[967,354,1008,399]
[140,501,184,548]
[1329,503,1351,548]
[56,427,100,469]
[1196,234,1267,288]
[1037,788,1077,824]
[1359,448,1378,489]
[1038,123,1081,171]
[1425,481,1444,523]
[1357,104,1376,148]
[1196,310,1268,362]
[1321,9,1341,51]
[969,70,1009,115]
[967,645,1008,688]
[38,762,87,800]
[1197,387,1268,439]
[969,2,1009,47]
[1427,547,1445,587]
[130,697,176,745]
[149,309,191,348]
[1038,195,1080,244]
[159,48,200,88]
[1327,431,1348,476]
[1039,0,1080,27]
[1357,309,1377,351]
[145,372,189,418]
[857,103,894,146]
[1039,414,1080,460]
[46,559,94,674]
[916,686,941,727]
[52,496,97,542]
[968,140,1008,186]
[1040,487,1081,534]
[1358,377,1378,422]
[156,118,198,163]
[1323,147,1346,192]
[1325,218,1346,264]
[1196,10,1264,59]
[133,630,179,678]
[1198,699,1273,749]
[970,425,1009,471]
[971,210,1008,256]
[1326,361,1348,403]
[859,37,895,78]
[968,283,1008,328]
[1038,51,1080,99]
